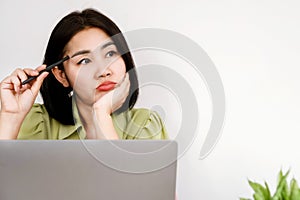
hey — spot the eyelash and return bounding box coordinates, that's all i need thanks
[77,58,91,65]
[76,50,118,65]
[106,50,118,58]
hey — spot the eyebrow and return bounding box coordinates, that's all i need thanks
[71,50,91,58]
[70,41,116,58]
[101,41,115,50]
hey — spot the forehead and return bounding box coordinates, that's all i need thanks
[65,27,111,55]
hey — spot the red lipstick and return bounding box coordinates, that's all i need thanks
[97,81,117,92]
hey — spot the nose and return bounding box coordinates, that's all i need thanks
[100,71,111,78]
[97,67,112,78]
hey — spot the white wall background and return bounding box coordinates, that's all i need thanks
[1,0,300,199]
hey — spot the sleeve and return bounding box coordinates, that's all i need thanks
[123,109,169,140]
[17,104,49,139]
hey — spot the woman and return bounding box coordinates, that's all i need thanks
[0,8,168,140]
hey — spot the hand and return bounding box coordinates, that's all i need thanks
[88,74,129,140]
[0,65,49,139]
[0,65,48,116]
[93,73,130,116]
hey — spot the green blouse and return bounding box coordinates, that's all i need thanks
[17,104,168,140]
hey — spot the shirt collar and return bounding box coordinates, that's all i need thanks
[58,99,86,140]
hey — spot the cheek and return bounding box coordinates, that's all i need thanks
[64,64,91,89]
[72,68,95,92]
[114,58,126,76]
[63,67,78,88]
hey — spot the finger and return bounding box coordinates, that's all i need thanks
[11,68,23,76]
[29,64,48,77]
[35,64,47,72]
[11,68,28,81]
[21,65,47,87]
[3,72,22,92]
[1,68,37,93]
[0,78,15,90]
[30,71,49,95]
[11,68,38,86]
[23,68,39,77]
[35,64,52,77]
[8,75,22,93]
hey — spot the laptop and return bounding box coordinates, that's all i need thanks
[0,140,177,200]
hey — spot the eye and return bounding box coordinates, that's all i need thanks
[77,58,91,65]
[105,50,118,58]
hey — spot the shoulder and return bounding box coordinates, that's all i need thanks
[25,103,53,125]
[18,104,81,140]
[129,107,158,119]
[28,103,48,114]
[113,108,168,139]
[18,103,50,139]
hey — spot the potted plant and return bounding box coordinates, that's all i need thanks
[240,170,300,200]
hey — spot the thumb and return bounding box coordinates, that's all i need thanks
[30,71,49,95]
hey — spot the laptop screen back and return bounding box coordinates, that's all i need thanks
[0,140,177,200]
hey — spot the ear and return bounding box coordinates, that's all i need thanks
[51,67,70,87]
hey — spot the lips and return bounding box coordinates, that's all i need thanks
[96,81,117,92]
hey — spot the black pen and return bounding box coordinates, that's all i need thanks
[21,56,70,85]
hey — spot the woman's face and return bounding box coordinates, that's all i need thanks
[62,27,126,105]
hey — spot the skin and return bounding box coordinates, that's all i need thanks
[0,27,130,140]
[0,66,48,139]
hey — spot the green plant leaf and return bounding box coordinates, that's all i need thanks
[242,169,300,200]
[282,177,290,200]
[273,170,290,199]
[264,181,272,199]
[253,193,266,200]
[290,178,300,200]
[248,180,270,199]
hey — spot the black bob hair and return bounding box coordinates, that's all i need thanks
[40,8,139,125]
